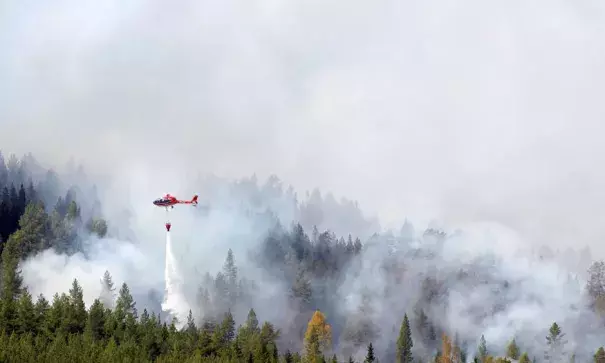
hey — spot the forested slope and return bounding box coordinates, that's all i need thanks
[1,151,605,362]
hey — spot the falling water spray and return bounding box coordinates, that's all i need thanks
[161,229,189,328]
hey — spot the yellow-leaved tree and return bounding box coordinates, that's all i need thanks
[439,333,463,363]
[304,310,332,363]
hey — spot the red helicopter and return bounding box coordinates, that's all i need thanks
[153,193,198,209]
[153,193,198,231]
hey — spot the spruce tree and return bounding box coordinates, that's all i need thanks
[595,347,605,363]
[396,313,413,363]
[115,282,137,319]
[0,234,23,333]
[67,278,86,334]
[365,343,375,363]
[506,338,520,360]
[16,290,36,335]
[478,335,488,362]
[246,308,260,333]
[545,322,567,363]
[86,298,106,342]
[222,249,238,306]
[99,270,116,308]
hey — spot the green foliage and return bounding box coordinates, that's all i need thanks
[519,353,531,363]
[365,342,375,363]
[506,338,520,360]
[0,233,24,333]
[3,153,605,362]
[396,313,413,363]
[87,218,108,238]
[545,322,567,363]
[478,335,488,362]
[595,347,605,363]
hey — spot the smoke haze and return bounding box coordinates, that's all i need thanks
[3,0,605,360]
[3,0,605,251]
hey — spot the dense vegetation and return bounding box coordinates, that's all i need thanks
[1,151,605,362]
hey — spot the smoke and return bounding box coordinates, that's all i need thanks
[336,222,603,361]
[21,235,160,309]
[3,0,605,254]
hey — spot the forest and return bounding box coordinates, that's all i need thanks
[1,151,605,362]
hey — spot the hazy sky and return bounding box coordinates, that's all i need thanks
[2,0,605,254]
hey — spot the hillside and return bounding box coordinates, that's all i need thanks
[0,152,605,362]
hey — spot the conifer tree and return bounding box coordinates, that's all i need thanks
[100,270,116,309]
[506,338,520,360]
[365,343,375,363]
[595,347,605,363]
[35,293,50,336]
[115,282,137,319]
[545,322,567,363]
[15,201,49,256]
[67,278,86,334]
[396,313,413,363]
[0,234,23,333]
[478,335,488,362]
[223,249,238,306]
[519,353,531,363]
[246,308,260,333]
[86,299,106,342]
[88,218,108,238]
[291,268,313,309]
[16,290,36,335]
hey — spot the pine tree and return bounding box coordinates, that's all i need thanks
[15,201,48,256]
[185,309,196,334]
[115,282,137,319]
[396,313,413,363]
[35,293,50,337]
[16,290,36,335]
[222,249,238,307]
[354,238,363,254]
[506,338,520,360]
[478,335,488,362]
[595,347,605,363]
[545,322,567,363]
[0,234,23,333]
[213,310,235,349]
[291,268,312,310]
[99,270,116,309]
[246,308,260,333]
[66,278,87,334]
[414,308,437,350]
[519,353,531,363]
[365,343,375,363]
[66,200,81,222]
[86,299,106,341]
[88,218,108,238]
[587,261,605,301]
